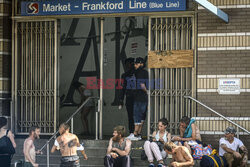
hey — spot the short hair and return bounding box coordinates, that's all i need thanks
[59,123,70,131]
[113,126,126,137]
[29,126,40,135]
[0,117,7,129]
[180,116,190,125]
[164,142,176,152]
[158,118,169,126]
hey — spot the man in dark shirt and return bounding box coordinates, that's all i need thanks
[127,57,148,141]
[119,58,136,138]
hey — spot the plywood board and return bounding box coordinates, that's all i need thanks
[148,50,193,68]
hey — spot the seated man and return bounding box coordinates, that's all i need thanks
[51,123,81,167]
[219,126,248,167]
[104,126,132,167]
[172,116,202,153]
[164,142,194,167]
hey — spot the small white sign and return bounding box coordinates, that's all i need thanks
[218,78,240,94]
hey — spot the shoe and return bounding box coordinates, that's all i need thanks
[137,135,142,140]
[157,164,165,167]
[149,163,155,167]
[127,133,134,138]
[128,135,139,141]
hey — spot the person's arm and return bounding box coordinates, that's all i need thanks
[51,139,59,153]
[112,139,131,156]
[107,138,113,155]
[180,124,196,141]
[167,133,171,143]
[240,145,248,162]
[24,140,38,167]
[7,130,16,148]
[80,150,88,160]
[119,74,126,105]
[173,147,194,167]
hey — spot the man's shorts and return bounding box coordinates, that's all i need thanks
[60,155,80,167]
[223,153,245,166]
[133,101,147,124]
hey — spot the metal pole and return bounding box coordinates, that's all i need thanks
[71,118,74,134]
[99,17,104,139]
[47,141,49,167]
[147,17,151,139]
[96,100,100,140]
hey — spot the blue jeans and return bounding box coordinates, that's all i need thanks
[133,101,147,124]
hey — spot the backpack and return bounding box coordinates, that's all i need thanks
[0,130,15,155]
[191,144,204,159]
[200,154,228,167]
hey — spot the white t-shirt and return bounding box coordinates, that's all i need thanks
[219,137,244,156]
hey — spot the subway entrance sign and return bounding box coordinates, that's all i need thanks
[21,0,186,16]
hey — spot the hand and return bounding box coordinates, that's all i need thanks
[36,150,42,155]
[118,105,122,110]
[83,154,88,160]
[172,136,181,141]
[233,151,242,159]
[159,137,164,143]
[171,162,179,167]
[110,152,118,159]
[32,163,39,167]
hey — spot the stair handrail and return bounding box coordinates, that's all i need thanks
[39,96,99,151]
[184,96,250,135]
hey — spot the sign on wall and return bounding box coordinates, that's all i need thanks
[218,78,241,95]
[21,0,186,16]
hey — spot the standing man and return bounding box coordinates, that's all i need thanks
[104,126,132,167]
[23,126,41,167]
[219,126,248,167]
[119,57,135,138]
[51,123,81,167]
[164,142,194,167]
[128,57,148,141]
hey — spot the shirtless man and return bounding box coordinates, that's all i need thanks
[164,142,194,167]
[51,123,80,167]
[23,127,41,167]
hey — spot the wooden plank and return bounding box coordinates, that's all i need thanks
[148,50,193,68]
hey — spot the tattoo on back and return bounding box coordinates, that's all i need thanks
[68,139,77,148]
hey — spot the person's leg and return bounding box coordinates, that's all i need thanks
[224,153,234,167]
[184,142,191,153]
[104,155,114,167]
[81,107,92,134]
[144,141,154,163]
[126,97,134,134]
[118,155,132,167]
[133,102,141,136]
[150,142,164,163]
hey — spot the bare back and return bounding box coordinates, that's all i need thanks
[173,146,193,166]
[56,133,79,157]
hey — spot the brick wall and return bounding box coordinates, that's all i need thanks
[197,5,250,118]
[0,0,11,116]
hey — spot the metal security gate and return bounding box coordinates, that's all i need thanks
[13,20,58,134]
[147,16,196,135]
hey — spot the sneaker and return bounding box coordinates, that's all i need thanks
[137,135,142,140]
[149,163,155,167]
[157,164,165,167]
[127,133,134,138]
[128,135,140,141]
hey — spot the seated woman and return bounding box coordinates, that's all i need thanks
[144,118,171,167]
[172,116,202,153]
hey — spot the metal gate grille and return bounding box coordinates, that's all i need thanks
[14,20,58,134]
[148,17,196,135]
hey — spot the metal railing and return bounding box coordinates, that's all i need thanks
[184,96,250,138]
[39,97,99,167]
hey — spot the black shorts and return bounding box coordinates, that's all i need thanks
[60,155,80,167]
